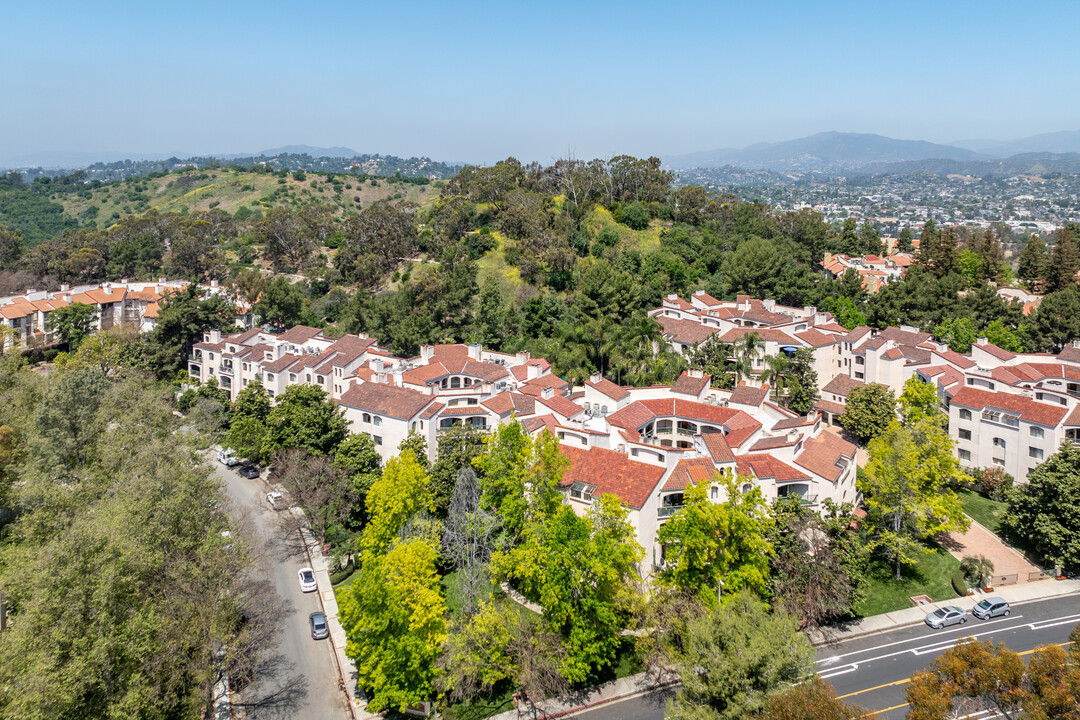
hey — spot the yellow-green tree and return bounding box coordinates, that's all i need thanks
[339,450,447,712]
[859,419,969,580]
[656,472,773,604]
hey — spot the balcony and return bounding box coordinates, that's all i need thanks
[658,505,683,518]
[187,354,203,364]
[219,365,234,376]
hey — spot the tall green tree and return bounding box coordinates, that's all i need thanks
[48,302,97,350]
[656,473,773,603]
[1046,227,1079,293]
[667,590,815,720]
[1022,286,1080,353]
[253,276,304,329]
[1017,234,1049,291]
[750,678,869,720]
[898,376,940,425]
[896,226,915,254]
[260,384,348,460]
[1002,442,1080,571]
[838,383,897,444]
[859,419,969,579]
[146,284,235,377]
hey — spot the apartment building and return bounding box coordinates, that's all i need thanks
[823,252,911,293]
[0,279,248,349]
[651,291,1080,481]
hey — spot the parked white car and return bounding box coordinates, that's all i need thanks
[298,568,317,593]
[266,491,284,510]
[217,449,241,467]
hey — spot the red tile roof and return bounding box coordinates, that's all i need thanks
[338,381,435,420]
[796,328,837,347]
[974,341,1017,361]
[586,376,631,401]
[535,394,584,419]
[794,432,856,483]
[700,432,735,463]
[276,325,323,344]
[481,391,536,417]
[656,316,720,346]
[671,371,711,397]
[729,385,769,407]
[662,457,719,491]
[735,454,811,482]
[950,387,1068,426]
[559,445,665,510]
[822,374,866,398]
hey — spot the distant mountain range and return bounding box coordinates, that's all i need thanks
[664,130,1080,175]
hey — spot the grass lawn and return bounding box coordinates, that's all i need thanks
[957,488,1008,533]
[856,544,962,617]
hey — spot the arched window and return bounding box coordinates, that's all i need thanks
[451,377,461,389]
[362,413,371,423]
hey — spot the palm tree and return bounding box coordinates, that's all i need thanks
[760,354,790,403]
[734,331,763,379]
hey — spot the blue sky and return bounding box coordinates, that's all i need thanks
[2,0,1078,164]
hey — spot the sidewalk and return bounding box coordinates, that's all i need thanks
[807,576,1080,645]
[485,670,679,720]
[293,509,378,720]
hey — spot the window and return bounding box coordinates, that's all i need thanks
[741,483,754,494]
[993,457,1005,467]
[570,482,594,502]
[993,437,1006,449]
[266,373,274,381]
[710,486,718,500]
[289,373,297,381]
[959,409,972,420]
[959,429,971,441]
[362,413,371,423]
[373,416,382,426]
[1030,426,1044,439]
[1029,447,1044,460]
[373,435,383,446]
[855,371,865,380]
[317,376,324,385]
[958,449,971,461]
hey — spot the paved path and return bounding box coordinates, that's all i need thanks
[214,455,352,720]
[941,516,1044,585]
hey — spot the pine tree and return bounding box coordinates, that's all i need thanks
[1046,228,1079,293]
[896,226,915,253]
[1017,234,1049,291]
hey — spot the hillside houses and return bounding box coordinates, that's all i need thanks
[190,324,859,579]
[654,291,1080,481]
[0,279,250,348]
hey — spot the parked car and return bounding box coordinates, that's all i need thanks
[972,597,1011,620]
[238,464,259,479]
[266,491,284,509]
[217,449,240,466]
[925,605,967,629]
[309,611,329,640]
[298,567,317,593]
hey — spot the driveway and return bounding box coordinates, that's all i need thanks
[214,456,351,720]
[940,516,1044,585]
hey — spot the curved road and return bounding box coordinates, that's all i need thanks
[214,455,351,720]
[570,595,1080,720]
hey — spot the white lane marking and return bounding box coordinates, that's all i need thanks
[819,664,859,680]
[1028,613,1080,631]
[815,615,1024,664]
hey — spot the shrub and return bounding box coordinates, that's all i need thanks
[618,201,651,231]
[176,389,197,412]
[951,568,968,596]
[978,467,1013,501]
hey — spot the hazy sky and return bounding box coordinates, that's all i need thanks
[2,0,1078,164]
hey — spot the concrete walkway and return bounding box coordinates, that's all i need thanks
[293,509,377,720]
[940,516,1043,585]
[807,577,1080,645]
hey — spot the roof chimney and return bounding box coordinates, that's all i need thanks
[542,386,554,399]
[468,343,482,361]
[102,283,112,295]
[59,283,69,292]
[589,372,602,385]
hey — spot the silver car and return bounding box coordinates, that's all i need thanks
[972,597,1011,620]
[309,611,329,640]
[925,605,967,629]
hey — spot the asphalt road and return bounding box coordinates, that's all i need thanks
[817,594,1080,718]
[214,455,351,720]
[571,595,1080,720]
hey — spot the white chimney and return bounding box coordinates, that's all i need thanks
[528,363,542,380]
[63,293,72,303]
[102,283,112,295]
[589,372,602,385]
[371,358,384,373]
[468,343,482,361]
[421,345,434,362]
[209,329,222,344]
[542,386,555,399]
[59,283,69,292]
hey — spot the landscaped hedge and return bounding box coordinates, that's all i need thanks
[329,559,355,586]
[951,568,968,597]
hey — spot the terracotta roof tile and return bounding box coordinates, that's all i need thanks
[822,374,865,398]
[749,434,802,451]
[735,454,811,483]
[700,432,735,463]
[671,371,711,397]
[794,432,856,482]
[662,457,719,491]
[535,394,584,419]
[277,325,324,344]
[656,316,720,346]
[586,377,631,401]
[796,328,837,347]
[338,382,435,420]
[729,385,769,407]
[974,341,1017,361]
[950,387,1068,426]
[559,445,665,510]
